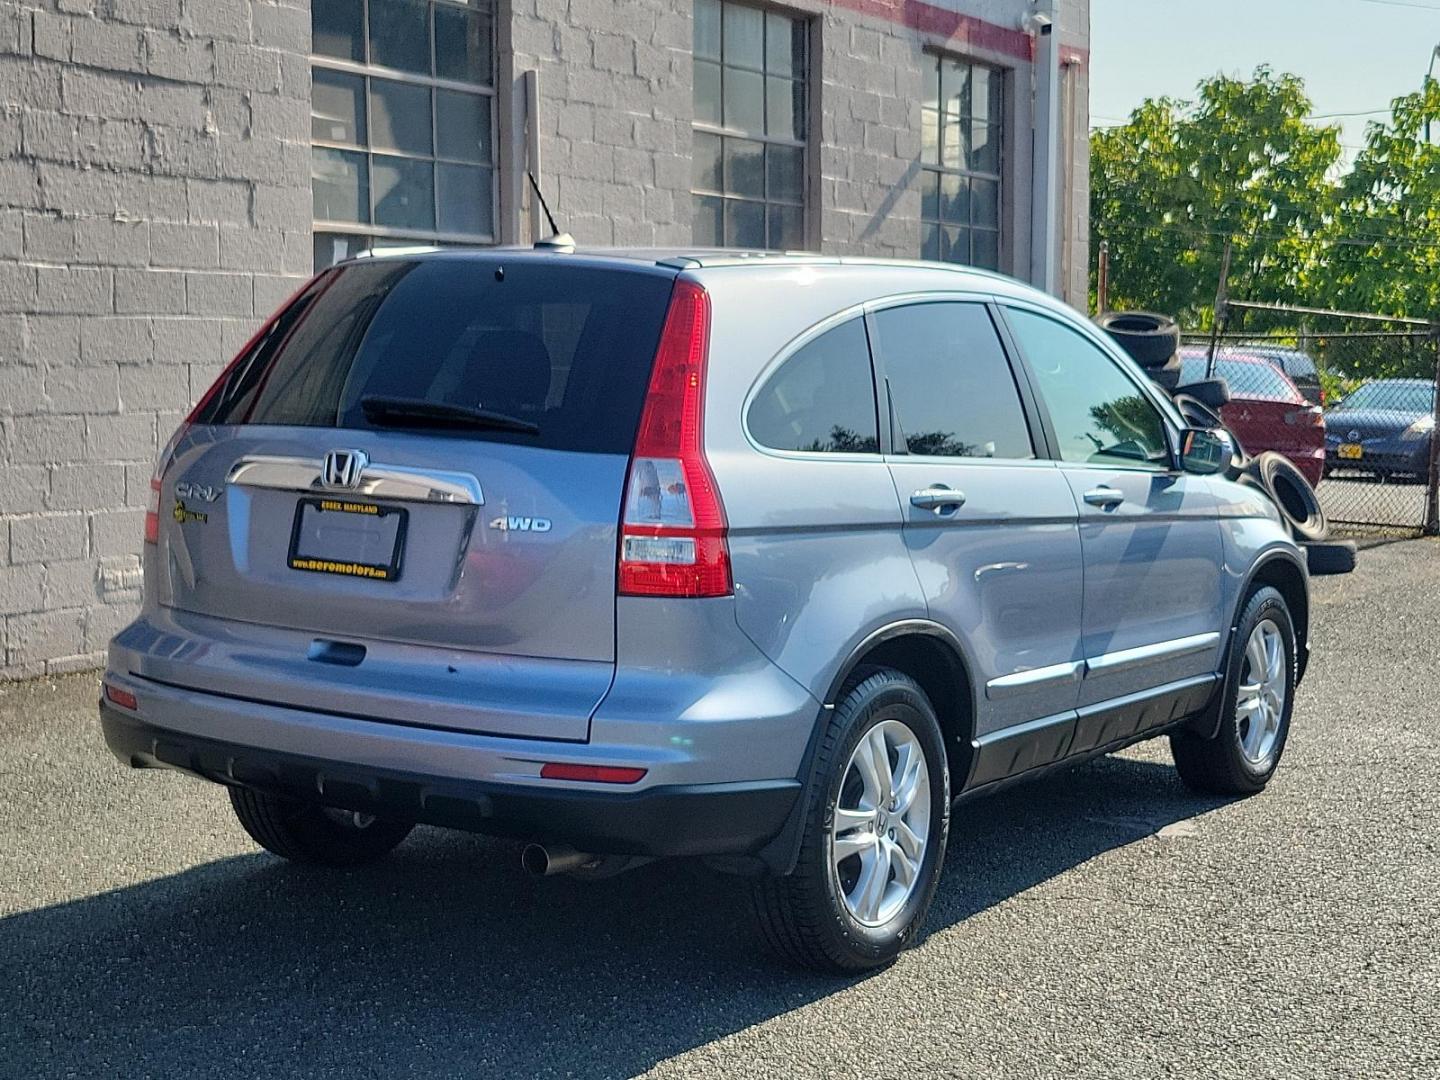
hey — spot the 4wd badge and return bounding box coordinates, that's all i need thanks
[489,515,552,533]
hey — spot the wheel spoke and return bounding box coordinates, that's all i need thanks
[833,829,874,867]
[889,839,918,890]
[852,842,891,922]
[893,816,924,862]
[851,738,884,805]
[1264,629,1283,684]
[867,728,894,806]
[1247,633,1266,681]
[891,744,924,815]
[834,805,876,832]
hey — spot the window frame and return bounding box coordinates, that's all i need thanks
[741,304,885,462]
[862,293,1053,466]
[310,0,499,257]
[690,0,812,251]
[995,300,1185,474]
[918,51,1007,272]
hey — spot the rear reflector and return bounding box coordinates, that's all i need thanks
[618,279,732,598]
[143,476,161,545]
[539,763,647,784]
[104,683,138,711]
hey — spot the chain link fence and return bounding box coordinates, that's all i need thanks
[1181,312,1440,536]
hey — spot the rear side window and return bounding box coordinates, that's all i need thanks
[196,259,675,454]
[871,302,1034,460]
[748,318,879,454]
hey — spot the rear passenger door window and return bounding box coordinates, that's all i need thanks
[870,301,1035,459]
[748,317,879,454]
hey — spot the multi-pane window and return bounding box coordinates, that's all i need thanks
[310,0,496,270]
[691,0,807,250]
[921,56,1003,270]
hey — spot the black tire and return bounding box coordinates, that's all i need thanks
[1172,376,1232,410]
[1146,354,1182,391]
[753,669,950,973]
[1171,587,1296,796]
[1171,392,1225,430]
[1241,451,1328,542]
[1094,310,1181,369]
[228,787,414,866]
[1302,539,1357,576]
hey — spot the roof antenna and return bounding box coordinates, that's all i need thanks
[527,171,575,252]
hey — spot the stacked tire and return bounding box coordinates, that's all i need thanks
[1093,311,1183,391]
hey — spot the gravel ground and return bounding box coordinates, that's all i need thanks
[2,540,1438,1079]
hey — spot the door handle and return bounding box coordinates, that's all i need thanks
[1082,486,1125,509]
[910,486,966,512]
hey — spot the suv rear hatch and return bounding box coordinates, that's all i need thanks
[150,254,677,740]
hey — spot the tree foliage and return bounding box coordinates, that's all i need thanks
[1092,67,1440,340]
[1091,68,1341,325]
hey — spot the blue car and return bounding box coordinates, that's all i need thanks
[1325,378,1437,480]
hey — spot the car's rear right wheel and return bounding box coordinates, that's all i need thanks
[228,787,414,866]
[753,668,950,973]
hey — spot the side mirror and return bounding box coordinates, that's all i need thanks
[1180,427,1234,476]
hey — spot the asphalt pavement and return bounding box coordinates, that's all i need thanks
[2,540,1438,1079]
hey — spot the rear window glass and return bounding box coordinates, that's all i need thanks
[1180,358,1296,401]
[196,259,676,454]
[1342,381,1435,412]
[748,318,879,454]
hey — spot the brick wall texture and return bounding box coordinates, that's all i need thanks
[0,0,1087,680]
[0,0,311,679]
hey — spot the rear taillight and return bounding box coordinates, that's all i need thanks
[617,279,732,598]
[1286,406,1324,427]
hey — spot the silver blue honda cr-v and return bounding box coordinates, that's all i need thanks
[102,248,1309,972]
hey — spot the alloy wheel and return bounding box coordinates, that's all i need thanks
[830,720,931,927]
[1236,618,1286,767]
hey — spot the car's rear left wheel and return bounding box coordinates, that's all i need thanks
[228,787,414,866]
[753,668,949,973]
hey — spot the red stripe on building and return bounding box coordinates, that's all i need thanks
[830,0,1036,63]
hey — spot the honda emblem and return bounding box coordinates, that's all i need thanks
[322,448,369,490]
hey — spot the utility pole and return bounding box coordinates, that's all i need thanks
[1205,239,1233,379]
[1096,240,1109,315]
[1426,45,1439,143]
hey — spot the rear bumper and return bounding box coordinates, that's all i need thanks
[101,702,800,858]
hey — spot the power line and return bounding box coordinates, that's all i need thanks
[1095,218,1440,250]
[1354,0,1440,10]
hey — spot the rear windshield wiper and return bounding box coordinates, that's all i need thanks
[360,395,540,435]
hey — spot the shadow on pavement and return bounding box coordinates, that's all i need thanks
[2,754,1227,1078]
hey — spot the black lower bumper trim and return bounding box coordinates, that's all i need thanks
[101,705,800,859]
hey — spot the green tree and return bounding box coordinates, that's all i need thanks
[1091,68,1342,325]
[1319,80,1440,330]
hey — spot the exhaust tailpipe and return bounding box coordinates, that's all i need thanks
[521,843,594,877]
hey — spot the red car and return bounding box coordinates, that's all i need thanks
[1179,350,1326,486]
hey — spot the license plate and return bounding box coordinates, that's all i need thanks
[1338,443,1364,460]
[287,497,408,582]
